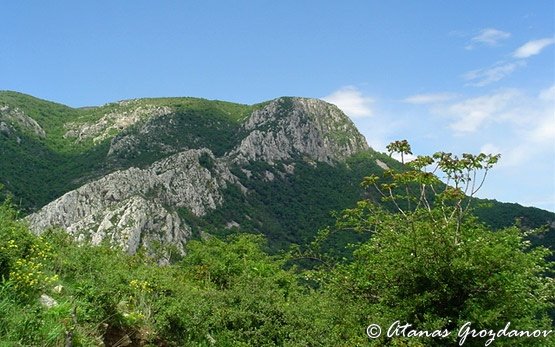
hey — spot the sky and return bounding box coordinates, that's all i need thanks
[1,1,554,211]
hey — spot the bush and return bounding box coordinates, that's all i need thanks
[328,141,554,346]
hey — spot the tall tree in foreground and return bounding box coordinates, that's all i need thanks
[331,140,554,346]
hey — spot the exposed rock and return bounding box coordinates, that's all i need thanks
[0,121,12,136]
[241,168,252,178]
[106,116,179,159]
[225,221,240,229]
[376,159,390,170]
[232,97,368,164]
[282,163,296,175]
[27,149,239,254]
[39,294,58,308]
[64,104,172,144]
[26,96,370,256]
[107,133,142,158]
[264,170,275,181]
[0,105,46,138]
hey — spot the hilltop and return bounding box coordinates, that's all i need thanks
[0,91,553,256]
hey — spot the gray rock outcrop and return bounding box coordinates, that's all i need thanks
[232,97,368,164]
[64,103,172,144]
[26,96,370,255]
[27,149,237,255]
[0,105,46,138]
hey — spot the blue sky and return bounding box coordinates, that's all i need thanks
[1,1,554,211]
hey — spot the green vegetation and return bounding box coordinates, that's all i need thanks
[106,106,243,170]
[1,91,552,241]
[197,150,384,252]
[319,141,554,346]
[1,141,552,346]
[0,91,251,153]
[0,91,252,210]
[0,131,110,210]
[197,147,554,258]
[0,199,360,346]
[1,90,554,345]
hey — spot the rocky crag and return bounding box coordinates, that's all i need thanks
[3,91,552,258]
[22,97,369,255]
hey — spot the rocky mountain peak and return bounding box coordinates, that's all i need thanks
[21,94,372,257]
[232,97,369,164]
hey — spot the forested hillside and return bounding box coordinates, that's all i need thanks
[2,91,553,257]
[0,143,552,345]
[1,91,554,345]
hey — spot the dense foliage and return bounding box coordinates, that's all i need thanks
[0,91,250,210]
[0,199,361,346]
[1,91,553,255]
[323,141,554,346]
[2,89,554,346]
[1,141,553,346]
[201,151,393,251]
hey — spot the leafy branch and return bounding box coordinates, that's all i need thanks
[361,140,500,242]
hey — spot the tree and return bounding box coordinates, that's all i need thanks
[330,140,554,346]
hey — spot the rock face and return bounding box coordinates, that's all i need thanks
[106,114,178,159]
[27,149,238,255]
[0,105,46,138]
[64,103,172,144]
[26,96,369,255]
[232,97,368,164]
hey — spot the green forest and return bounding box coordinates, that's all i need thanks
[0,91,253,210]
[1,142,553,346]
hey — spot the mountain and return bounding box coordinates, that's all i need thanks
[1,91,553,257]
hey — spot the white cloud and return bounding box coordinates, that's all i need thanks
[466,28,511,49]
[529,108,555,143]
[444,89,521,133]
[322,86,374,118]
[383,86,554,211]
[464,37,553,88]
[463,61,525,87]
[480,143,502,155]
[526,85,555,146]
[390,152,418,163]
[443,86,554,167]
[403,92,458,104]
[539,84,555,101]
[513,38,555,58]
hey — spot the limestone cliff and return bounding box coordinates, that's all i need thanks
[25,96,369,255]
[232,97,368,164]
[0,105,46,138]
[64,102,173,144]
[27,149,238,255]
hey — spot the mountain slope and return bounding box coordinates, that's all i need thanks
[27,149,237,255]
[6,94,373,254]
[1,91,553,257]
[232,97,368,163]
[0,92,251,209]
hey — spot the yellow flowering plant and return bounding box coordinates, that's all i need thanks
[0,199,58,299]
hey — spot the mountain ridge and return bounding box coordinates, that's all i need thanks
[2,92,374,255]
[1,91,553,258]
